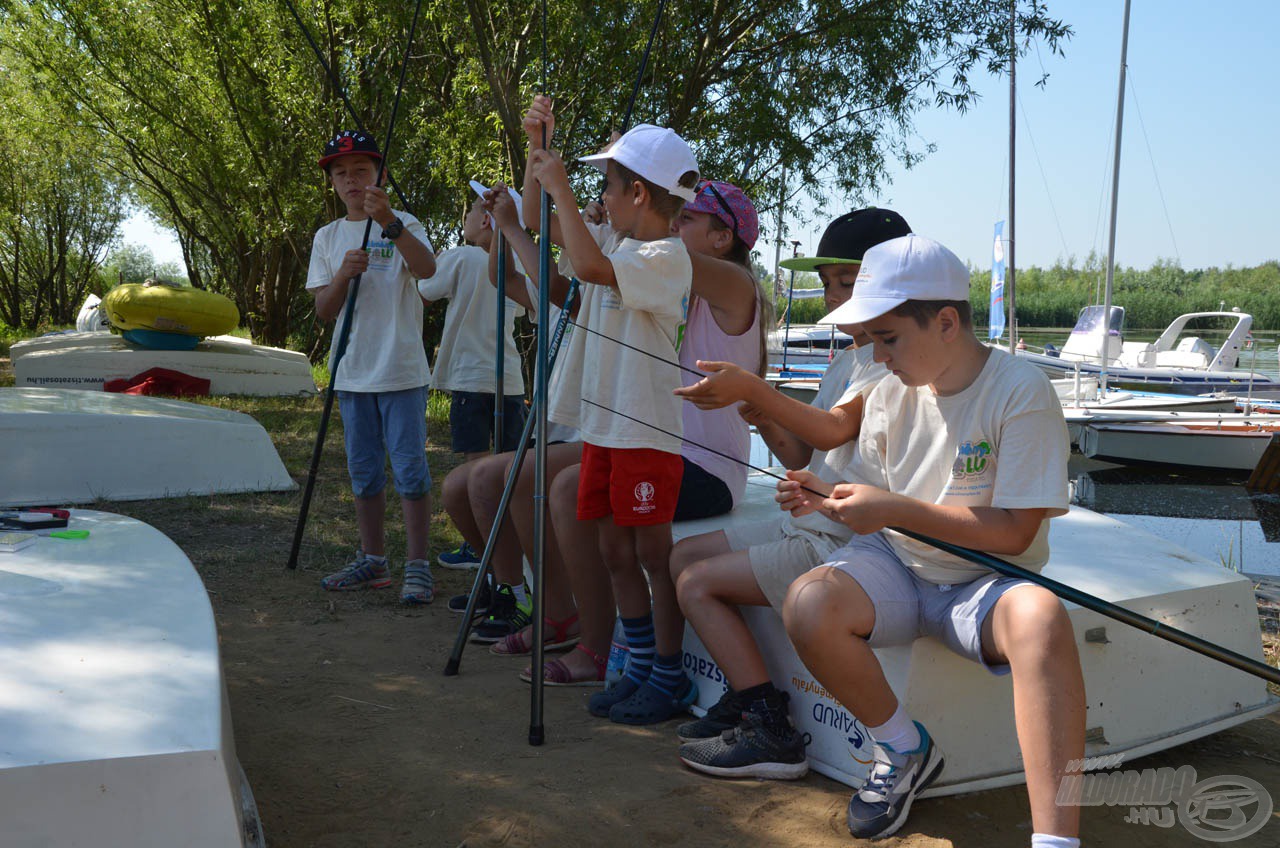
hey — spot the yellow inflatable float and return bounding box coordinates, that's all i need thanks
[103,283,239,337]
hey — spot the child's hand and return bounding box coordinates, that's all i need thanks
[336,248,370,284]
[523,94,555,146]
[362,185,394,227]
[528,148,571,200]
[820,484,901,534]
[582,200,607,225]
[775,469,831,516]
[485,184,520,230]
[673,361,758,409]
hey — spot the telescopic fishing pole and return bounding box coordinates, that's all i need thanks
[287,0,424,570]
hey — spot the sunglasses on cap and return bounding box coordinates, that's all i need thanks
[697,181,739,243]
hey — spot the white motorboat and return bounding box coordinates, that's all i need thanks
[11,330,317,397]
[766,324,853,367]
[0,387,297,506]
[678,473,1278,797]
[0,509,264,846]
[1078,417,1280,472]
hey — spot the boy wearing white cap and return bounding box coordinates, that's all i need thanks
[777,234,1084,846]
[524,96,701,724]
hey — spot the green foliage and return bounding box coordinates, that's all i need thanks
[971,259,1280,331]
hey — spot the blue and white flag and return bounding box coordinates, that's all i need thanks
[988,221,1006,342]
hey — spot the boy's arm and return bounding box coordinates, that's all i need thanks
[677,363,863,451]
[529,148,615,288]
[522,95,566,246]
[365,185,435,279]
[742,402,814,470]
[486,186,575,310]
[486,231,535,312]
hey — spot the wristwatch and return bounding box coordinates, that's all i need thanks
[381,217,405,241]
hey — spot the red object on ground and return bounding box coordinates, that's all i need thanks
[104,367,211,397]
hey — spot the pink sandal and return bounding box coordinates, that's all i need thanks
[519,644,607,687]
[489,613,581,656]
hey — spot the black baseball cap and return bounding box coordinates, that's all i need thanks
[779,208,912,272]
[318,130,383,170]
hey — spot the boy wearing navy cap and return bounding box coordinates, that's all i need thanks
[777,235,1083,846]
[307,130,440,605]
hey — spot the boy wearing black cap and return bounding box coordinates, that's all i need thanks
[307,130,440,605]
[669,208,910,778]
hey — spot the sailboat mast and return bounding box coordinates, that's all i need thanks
[1007,0,1017,354]
[1101,0,1133,395]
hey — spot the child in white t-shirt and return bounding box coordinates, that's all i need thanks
[777,235,1082,847]
[305,130,439,605]
[524,95,700,724]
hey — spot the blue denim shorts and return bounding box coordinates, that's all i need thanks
[337,386,430,499]
[449,391,528,454]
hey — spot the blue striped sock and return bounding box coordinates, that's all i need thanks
[621,614,655,686]
[648,652,686,697]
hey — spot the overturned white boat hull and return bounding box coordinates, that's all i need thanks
[11,331,316,397]
[678,473,1277,797]
[1079,420,1276,472]
[0,388,296,506]
[0,509,263,846]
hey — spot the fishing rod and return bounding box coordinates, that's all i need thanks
[579,398,1280,687]
[287,0,425,571]
[279,0,414,213]
[569,321,705,379]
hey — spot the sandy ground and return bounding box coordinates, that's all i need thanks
[4,353,1278,847]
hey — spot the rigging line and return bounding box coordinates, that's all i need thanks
[578,398,1280,687]
[568,320,705,378]
[1015,92,1071,259]
[278,0,414,213]
[1125,68,1181,264]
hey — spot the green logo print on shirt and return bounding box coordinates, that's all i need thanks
[951,440,993,479]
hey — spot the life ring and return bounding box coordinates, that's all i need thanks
[102,283,239,337]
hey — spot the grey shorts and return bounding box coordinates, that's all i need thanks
[821,532,1036,676]
[724,519,824,610]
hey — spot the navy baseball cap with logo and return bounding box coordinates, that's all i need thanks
[779,208,911,273]
[318,130,383,170]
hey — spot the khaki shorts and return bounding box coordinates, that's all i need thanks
[724,519,825,610]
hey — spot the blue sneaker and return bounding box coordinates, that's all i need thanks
[846,722,944,839]
[437,542,480,570]
[321,552,391,591]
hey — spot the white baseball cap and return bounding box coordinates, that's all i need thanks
[578,124,700,202]
[819,234,970,325]
[469,180,525,229]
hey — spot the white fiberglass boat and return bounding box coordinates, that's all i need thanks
[11,330,316,397]
[0,387,296,507]
[766,324,853,367]
[0,509,264,846]
[678,473,1277,797]
[1078,417,1280,473]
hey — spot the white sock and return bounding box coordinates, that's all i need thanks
[1031,835,1080,848]
[866,704,921,754]
[366,553,386,564]
[510,582,528,606]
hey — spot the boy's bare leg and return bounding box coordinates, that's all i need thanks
[635,522,679,655]
[463,451,488,463]
[354,490,387,557]
[782,567,898,724]
[598,520,647,618]
[674,540,772,690]
[467,452,526,586]
[442,460,483,550]
[401,493,431,561]
[984,587,1085,838]
[549,464,614,677]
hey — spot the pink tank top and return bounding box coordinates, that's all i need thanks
[680,293,762,507]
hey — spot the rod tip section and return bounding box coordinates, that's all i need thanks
[528,725,545,746]
[443,659,460,677]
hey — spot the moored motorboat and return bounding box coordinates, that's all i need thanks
[1078,417,1280,472]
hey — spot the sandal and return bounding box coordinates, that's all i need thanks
[489,613,581,656]
[608,676,699,725]
[518,644,607,687]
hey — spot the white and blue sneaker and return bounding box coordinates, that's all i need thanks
[846,721,944,839]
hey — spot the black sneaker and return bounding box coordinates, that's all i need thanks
[469,583,531,644]
[845,722,944,839]
[447,576,492,615]
[678,711,809,780]
[676,687,747,742]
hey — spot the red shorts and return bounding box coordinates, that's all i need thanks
[577,443,683,526]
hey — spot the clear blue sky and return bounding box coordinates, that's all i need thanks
[127,0,1279,274]
[788,0,1280,274]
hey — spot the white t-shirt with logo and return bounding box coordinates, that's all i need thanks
[418,245,525,394]
[781,344,889,558]
[306,214,433,393]
[847,347,1070,584]
[548,222,691,454]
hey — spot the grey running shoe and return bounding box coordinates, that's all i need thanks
[846,721,944,839]
[321,552,391,591]
[676,687,747,742]
[678,712,809,780]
